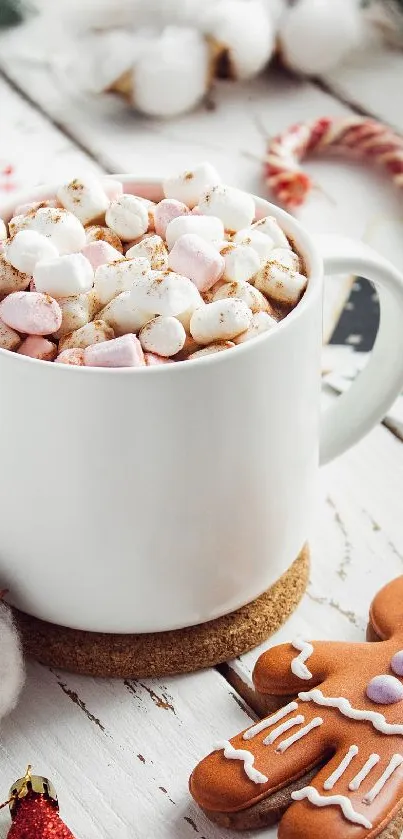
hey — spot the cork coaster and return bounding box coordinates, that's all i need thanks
[12,546,309,678]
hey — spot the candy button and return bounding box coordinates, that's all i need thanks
[366,675,403,704]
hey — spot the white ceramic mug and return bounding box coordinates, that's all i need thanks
[1,176,403,634]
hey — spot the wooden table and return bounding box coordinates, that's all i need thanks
[1,39,403,839]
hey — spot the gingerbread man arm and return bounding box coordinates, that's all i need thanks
[369,577,403,641]
[252,639,355,697]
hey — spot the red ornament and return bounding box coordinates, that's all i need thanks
[1,767,76,839]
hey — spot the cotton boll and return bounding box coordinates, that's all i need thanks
[133,27,210,117]
[204,0,275,80]
[279,0,363,75]
[0,597,25,721]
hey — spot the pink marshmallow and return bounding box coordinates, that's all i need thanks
[145,352,174,366]
[0,291,62,335]
[154,199,189,238]
[84,333,145,368]
[81,240,123,270]
[102,179,123,202]
[56,348,85,365]
[17,335,57,361]
[168,233,225,293]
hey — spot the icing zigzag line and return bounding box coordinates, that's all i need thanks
[291,786,373,829]
[215,740,268,784]
[299,689,403,736]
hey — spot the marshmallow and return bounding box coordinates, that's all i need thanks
[220,242,260,283]
[190,299,252,344]
[8,214,30,237]
[14,199,58,216]
[57,176,110,225]
[56,348,85,365]
[154,199,189,238]
[198,184,255,233]
[97,292,154,336]
[0,292,62,335]
[268,247,301,272]
[81,241,124,270]
[139,316,186,357]
[145,352,173,366]
[126,235,168,270]
[233,228,275,263]
[58,319,114,352]
[17,335,57,361]
[137,198,156,231]
[130,270,202,317]
[105,195,149,241]
[86,289,103,319]
[165,215,224,251]
[54,295,93,339]
[175,300,205,332]
[168,234,224,294]
[188,341,235,359]
[251,216,290,249]
[254,263,307,305]
[0,219,7,241]
[94,256,151,306]
[34,253,94,298]
[163,162,221,209]
[27,208,86,254]
[85,225,124,253]
[212,280,269,313]
[5,230,59,275]
[0,254,32,295]
[0,319,21,351]
[234,311,277,343]
[102,179,123,202]
[84,334,145,368]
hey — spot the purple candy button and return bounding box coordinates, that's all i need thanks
[391,650,403,677]
[366,675,403,705]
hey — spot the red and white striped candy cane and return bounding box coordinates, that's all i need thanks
[265,116,403,208]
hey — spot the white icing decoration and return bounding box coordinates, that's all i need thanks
[215,740,268,784]
[323,745,358,790]
[291,786,372,830]
[263,715,305,746]
[362,754,403,804]
[299,689,403,736]
[291,638,314,680]
[276,717,323,753]
[349,754,380,791]
[243,701,298,741]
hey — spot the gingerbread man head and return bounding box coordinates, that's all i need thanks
[190,576,403,838]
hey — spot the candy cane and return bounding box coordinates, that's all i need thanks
[265,116,403,208]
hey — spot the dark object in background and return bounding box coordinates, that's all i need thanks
[0,0,26,28]
[330,277,380,352]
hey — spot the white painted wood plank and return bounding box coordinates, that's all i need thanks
[0,664,267,839]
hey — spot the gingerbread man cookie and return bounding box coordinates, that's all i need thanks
[190,577,403,838]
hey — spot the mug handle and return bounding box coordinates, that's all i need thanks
[318,234,403,465]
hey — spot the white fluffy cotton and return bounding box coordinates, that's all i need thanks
[0,599,25,721]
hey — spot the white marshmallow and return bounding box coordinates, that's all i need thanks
[8,214,30,237]
[0,219,7,241]
[163,162,221,209]
[59,319,115,352]
[5,230,59,275]
[54,295,93,339]
[0,254,31,295]
[165,215,224,251]
[254,263,307,305]
[34,253,94,298]
[233,228,275,263]
[130,270,203,317]
[198,184,255,233]
[268,247,301,272]
[212,281,268,313]
[188,341,235,359]
[94,257,151,306]
[190,298,252,344]
[57,176,110,225]
[126,235,168,270]
[105,195,149,241]
[0,319,21,351]
[97,292,154,336]
[26,207,86,254]
[234,311,277,343]
[220,242,260,283]
[251,216,290,249]
[175,299,205,332]
[139,316,186,357]
[85,225,124,253]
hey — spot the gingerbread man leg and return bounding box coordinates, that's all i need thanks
[190,576,403,838]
